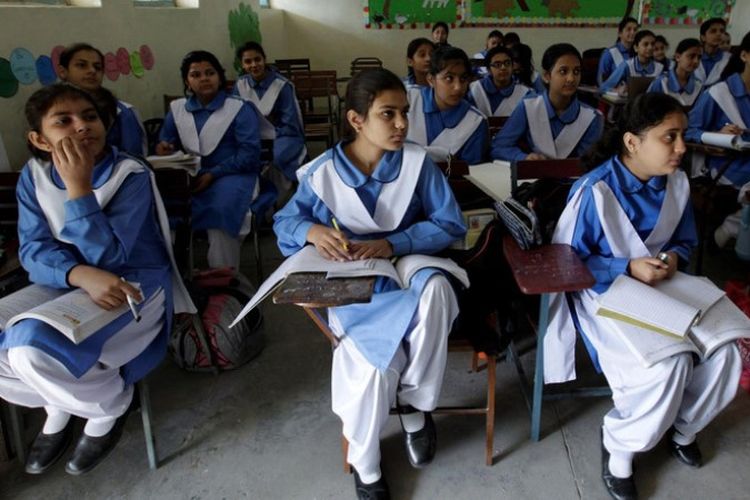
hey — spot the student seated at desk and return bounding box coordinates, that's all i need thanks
[233,41,306,183]
[548,93,740,500]
[406,46,488,164]
[0,85,192,475]
[431,21,450,48]
[491,43,603,162]
[472,29,503,76]
[510,43,545,94]
[600,30,664,94]
[597,16,639,85]
[468,45,531,118]
[157,50,261,271]
[275,68,466,500]
[404,37,435,89]
[687,31,750,247]
[647,38,704,108]
[653,34,672,73]
[696,17,731,87]
[57,43,146,157]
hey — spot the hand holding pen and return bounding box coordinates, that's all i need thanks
[306,220,351,262]
[120,277,142,322]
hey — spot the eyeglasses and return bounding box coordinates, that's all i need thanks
[489,60,513,69]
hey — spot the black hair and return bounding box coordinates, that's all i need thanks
[429,46,471,76]
[541,43,581,72]
[235,41,266,62]
[630,30,656,56]
[58,42,104,69]
[504,32,520,47]
[484,45,513,68]
[615,16,639,44]
[510,43,534,87]
[25,84,105,160]
[488,30,503,41]
[700,17,726,37]
[582,93,685,170]
[654,35,668,47]
[406,38,435,78]
[674,37,701,55]
[180,50,227,96]
[341,68,406,142]
[432,21,449,34]
[720,31,750,80]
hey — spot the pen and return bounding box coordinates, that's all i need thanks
[120,277,141,322]
[331,217,349,252]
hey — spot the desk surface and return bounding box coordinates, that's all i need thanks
[502,235,595,295]
[272,272,375,308]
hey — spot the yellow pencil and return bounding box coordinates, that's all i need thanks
[331,217,349,252]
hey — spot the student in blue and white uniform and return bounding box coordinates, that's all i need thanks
[233,41,306,182]
[158,50,261,271]
[406,46,488,164]
[404,38,435,89]
[275,69,466,500]
[653,34,672,74]
[511,43,545,94]
[687,32,750,246]
[57,43,147,157]
[492,43,603,162]
[0,85,193,476]
[468,45,531,118]
[600,30,664,93]
[431,21,450,48]
[648,38,704,108]
[547,93,740,500]
[597,16,639,85]
[472,29,503,76]
[696,17,732,87]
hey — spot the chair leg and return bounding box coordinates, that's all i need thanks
[485,353,496,466]
[342,434,351,474]
[137,380,158,470]
[8,403,26,464]
[253,215,264,282]
[531,293,551,442]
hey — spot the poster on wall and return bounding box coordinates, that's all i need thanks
[461,0,637,27]
[364,0,458,29]
[641,0,734,26]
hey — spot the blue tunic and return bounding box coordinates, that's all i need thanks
[597,42,631,86]
[467,75,531,116]
[160,91,261,236]
[490,92,603,162]
[646,69,702,107]
[600,58,662,92]
[232,70,306,181]
[687,73,750,187]
[0,149,173,383]
[273,143,466,369]
[412,87,489,164]
[107,101,146,157]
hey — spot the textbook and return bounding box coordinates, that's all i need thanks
[230,245,469,328]
[146,152,201,175]
[596,272,725,339]
[0,284,138,344]
[700,132,750,151]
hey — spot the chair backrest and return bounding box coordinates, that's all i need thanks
[487,116,508,139]
[0,172,20,228]
[163,94,182,115]
[273,58,311,78]
[291,70,338,118]
[511,158,584,190]
[143,118,164,156]
[581,47,604,87]
[627,76,654,100]
[350,57,383,77]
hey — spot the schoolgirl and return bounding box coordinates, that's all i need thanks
[472,30,503,76]
[157,50,261,271]
[696,17,731,86]
[647,38,704,108]
[406,46,489,164]
[431,21,450,48]
[0,84,192,475]
[653,34,672,73]
[548,93,740,500]
[468,45,531,118]
[600,30,664,93]
[491,43,603,162]
[510,43,545,94]
[233,41,306,182]
[404,38,435,89]
[597,16,639,85]
[57,43,146,156]
[275,68,466,500]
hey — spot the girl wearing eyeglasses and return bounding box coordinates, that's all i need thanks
[468,45,531,118]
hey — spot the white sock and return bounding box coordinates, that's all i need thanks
[357,466,382,485]
[672,429,696,446]
[401,411,425,433]
[42,407,71,435]
[83,416,117,437]
[608,451,633,479]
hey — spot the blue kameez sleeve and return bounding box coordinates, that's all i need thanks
[490,100,530,162]
[599,61,630,92]
[597,50,615,86]
[574,112,604,158]
[208,103,261,179]
[111,106,146,156]
[158,110,182,149]
[686,91,723,142]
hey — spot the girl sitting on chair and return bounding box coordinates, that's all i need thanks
[468,45,531,118]
[647,38,704,108]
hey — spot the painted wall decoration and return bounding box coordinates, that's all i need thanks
[641,0,734,25]
[462,0,636,27]
[229,2,262,72]
[35,56,57,86]
[10,48,38,85]
[0,59,19,98]
[364,0,458,29]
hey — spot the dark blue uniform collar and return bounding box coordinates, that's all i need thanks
[632,57,656,75]
[666,69,697,93]
[332,143,403,188]
[185,90,228,112]
[480,74,515,96]
[542,91,581,124]
[727,73,748,99]
[611,155,667,193]
[421,87,473,128]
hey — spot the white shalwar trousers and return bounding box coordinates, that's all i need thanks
[206,210,254,271]
[588,318,741,465]
[329,275,459,478]
[0,290,165,420]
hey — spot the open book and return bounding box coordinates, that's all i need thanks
[463,161,512,203]
[0,284,138,344]
[230,245,469,328]
[700,132,750,151]
[146,152,200,175]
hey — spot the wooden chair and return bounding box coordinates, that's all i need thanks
[143,118,164,156]
[349,57,383,77]
[581,47,604,87]
[273,58,311,78]
[291,70,339,148]
[274,273,499,467]
[163,94,183,115]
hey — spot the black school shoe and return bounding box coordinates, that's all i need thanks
[667,428,703,468]
[601,430,638,500]
[353,469,391,500]
[24,419,76,474]
[399,406,436,468]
